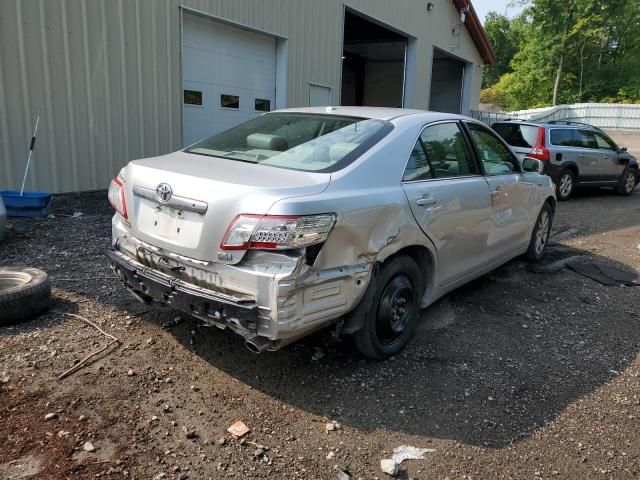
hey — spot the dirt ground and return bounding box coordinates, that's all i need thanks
[1,184,639,480]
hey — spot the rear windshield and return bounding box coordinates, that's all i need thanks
[185,113,392,173]
[492,123,539,148]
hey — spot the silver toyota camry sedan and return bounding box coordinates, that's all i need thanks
[107,107,556,359]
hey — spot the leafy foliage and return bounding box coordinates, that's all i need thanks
[481,0,640,110]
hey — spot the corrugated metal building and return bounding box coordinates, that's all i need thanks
[0,0,494,193]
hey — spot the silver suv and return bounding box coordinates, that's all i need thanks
[107,107,555,359]
[492,120,639,200]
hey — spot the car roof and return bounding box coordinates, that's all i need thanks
[493,120,602,131]
[273,106,471,123]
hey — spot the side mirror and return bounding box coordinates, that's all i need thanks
[522,157,544,173]
[619,147,628,154]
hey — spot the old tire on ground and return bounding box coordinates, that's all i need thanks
[556,169,575,201]
[525,202,554,263]
[353,255,422,360]
[616,167,638,196]
[0,267,51,326]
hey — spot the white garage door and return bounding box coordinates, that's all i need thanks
[182,14,276,146]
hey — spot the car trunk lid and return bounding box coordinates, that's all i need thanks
[122,151,330,264]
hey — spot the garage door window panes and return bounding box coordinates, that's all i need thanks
[221,94,240,109]
[184,90,203,106]
[255,99,271,112]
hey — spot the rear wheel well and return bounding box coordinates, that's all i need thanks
[383,245,434,300]
[565,164,578,177]
[342,245,434,335]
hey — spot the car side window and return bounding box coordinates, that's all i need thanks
[467,124,519,175]
[593,132,618,150]
[411,122,478,179]
[575,129,598,149]
[402,141,432,182]
[550,128,574,146]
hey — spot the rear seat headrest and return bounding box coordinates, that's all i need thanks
[246,133,288,151]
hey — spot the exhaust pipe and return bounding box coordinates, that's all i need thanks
[245,336,273,354]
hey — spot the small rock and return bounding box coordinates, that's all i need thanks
[217,437,226,446]
[83,441,96,452]
[57,430,70,437]
[127,369,135,376]
[325,422,336,432]
[44,413,58,421]
[185,429,197,439]
[311,348,325,361]
[178,473,189,480]
[254,448,265,457]
[335,466,352,480]
[380,459,398,476]
[162,404,171,413]
[152,474,166,480]
[326,450,335,460]
[190,385,200,392]
[79,415,86,421]
[0,373,10,384]
[150,415,159,422]
[227,420,250,438]
[146,338,155,345]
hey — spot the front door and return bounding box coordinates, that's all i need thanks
[401,122,493,286]
[593,131,626,180]
[465,122,536,259]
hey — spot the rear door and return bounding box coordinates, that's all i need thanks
[401,121,493,286]
[593,131,625,180]
[465,122,537,258]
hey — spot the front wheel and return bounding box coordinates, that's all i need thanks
[353,255,422,360]
[525,203,553,262]
[616,167,638,196]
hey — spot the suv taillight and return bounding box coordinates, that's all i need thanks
[528,127,550,161]
[220,214,336,251]
[108,177,128,219]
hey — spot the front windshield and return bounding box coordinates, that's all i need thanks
[185,113,392,172]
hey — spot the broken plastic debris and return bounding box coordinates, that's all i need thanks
[391,445,435,464]
[227,420,250,438]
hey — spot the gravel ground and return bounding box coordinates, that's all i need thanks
[1,186,639,480]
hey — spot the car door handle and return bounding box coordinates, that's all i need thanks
[416,196,437,207]
[491,186,503,197]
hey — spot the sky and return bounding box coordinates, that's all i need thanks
[473,0,527,24]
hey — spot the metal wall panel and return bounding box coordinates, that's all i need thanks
[0,0,483,193]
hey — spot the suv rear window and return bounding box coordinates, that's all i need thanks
[492,123,539,148]
[549,128,574,146]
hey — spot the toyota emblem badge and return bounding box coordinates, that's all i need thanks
[155,183,173,203]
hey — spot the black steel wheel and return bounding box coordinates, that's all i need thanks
[353,255,422,360]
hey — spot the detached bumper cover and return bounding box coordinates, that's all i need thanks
[106,249,260,331]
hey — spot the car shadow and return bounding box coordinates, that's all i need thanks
[147,243,640,448]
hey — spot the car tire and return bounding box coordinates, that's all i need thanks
[352,255,422,360]
[556,170,575,201]
[0,267,51,326]
[616,167,638,196]
[525,202,553,263]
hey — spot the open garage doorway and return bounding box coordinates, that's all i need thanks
[341,10,408,107]
[429,49,466,114]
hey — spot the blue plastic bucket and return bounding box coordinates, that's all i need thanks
[0,190,52,217]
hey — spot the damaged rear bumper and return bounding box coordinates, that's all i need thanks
[107,248,260,332]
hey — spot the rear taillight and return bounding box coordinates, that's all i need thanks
[108,177,128,219]
[528,127,550,161]
[220,214,336,251]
